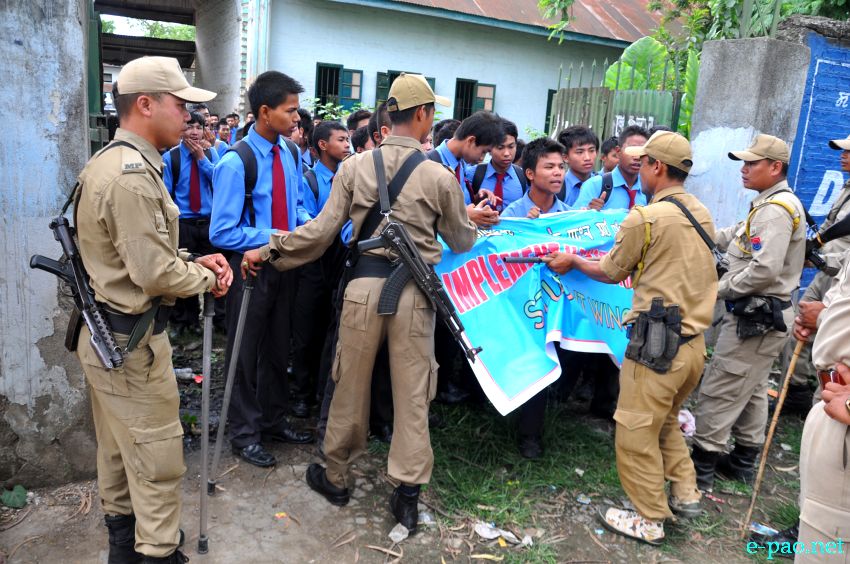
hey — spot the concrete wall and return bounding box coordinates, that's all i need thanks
[0,0,97,486]
[194,0,242,116]
[266,0,622,133]
[686,39,811,229]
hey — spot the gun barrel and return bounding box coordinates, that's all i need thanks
[503,257,543,264]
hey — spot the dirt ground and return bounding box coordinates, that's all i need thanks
[0,334,805,564]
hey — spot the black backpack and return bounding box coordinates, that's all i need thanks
[167,146,212,197]
[225,138,300,226]
[557,171,613,203]
[303,168,320,201]
[470,163,528,194]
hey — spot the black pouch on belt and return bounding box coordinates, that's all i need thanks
[625,297,682,374]
[732,296,774,339]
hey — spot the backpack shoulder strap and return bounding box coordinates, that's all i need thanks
[230,141,258,227]
[472,164,487,193]
[425,148,442,164]
[203,148,212,161]
[600,172,614,202]
[283,138,300,168]
[168,147,181,197]
[513,164,528,191]
[304,168,319,200]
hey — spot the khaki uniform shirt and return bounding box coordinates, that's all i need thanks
[820,179,850,272]
[76,129,215,314]
[813,256,850,370]
[260,135,476,269]
[599,186,718,336]
[714,180,805,302]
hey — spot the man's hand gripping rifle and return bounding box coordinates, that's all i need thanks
[358,221,482,362]
[30,215,124,369]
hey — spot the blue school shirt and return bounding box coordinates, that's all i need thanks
[162,142,219,218]
[302,160,336,218]
[435,140,472,205]
[572,166,646,210]
[467,162,525,212]
[211,125,311,252]
[501,192,570,218]
[560,169,598,208]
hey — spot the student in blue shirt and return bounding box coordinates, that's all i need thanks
[502,137,569,219]
[291,121,350,418]
[600,135,619,173]
[295,108,314,169]
[226,113,240,144]
[429,111,503,228]
[467,118,526,212]
[162,111,223,334]
[499,137,568,458]
[572,125,649,211]
[213,122,230,155]
[557,125,599,207]
[210,71,314,468]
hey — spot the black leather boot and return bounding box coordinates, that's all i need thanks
[690,445,720,492]
[389,485,420,533]
[141,550,188,563]
[716,444,760,485]
[105,514,142,564]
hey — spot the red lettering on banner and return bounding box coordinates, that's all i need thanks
[441,273,465,314]
[449,269,475,312]
[465,260,488,303]
[488,254,512,288]
[476,255,503,293]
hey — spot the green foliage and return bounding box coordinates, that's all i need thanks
[538,0,578,43]
[525,126,547,139]
[678,48,701,137]
[303,97,346,121]
[132,20,196,41]
[100,17,116,34]
[604,36,674,90]
[1,485,28,509]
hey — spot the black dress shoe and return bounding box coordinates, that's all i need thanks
[291,398,310,418]
[306,463,350,506]
[371,424,393,444]
[262,426,314,444]
[389,487,420,533]
[428,411,445,430]
[519,436,543,459]
[232,443,276,467]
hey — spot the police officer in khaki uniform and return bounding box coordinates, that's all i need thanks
[241,74,476,532]
[790,257,850,563]
[75,57,232,563]
[691,134,806,492]
[544,131,718,545]
[779,134,850,413]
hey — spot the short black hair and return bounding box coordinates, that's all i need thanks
[226,112,239,121]
[191,103,209,112]
[368,102,390,144]
[217,121,230,131]
[514,139,526,163]
[112,82,162,120]
[499,118,519,143]
[454,111,504,147]
[187,111,205,127]
[387,102,434,125]
[247,71,304,117]
[618,125,649,146]
[433,119,460,146]
[210,113,219,119]
[600,136,618,156]
[352,125,370,152]
[522,137,566,177]
[297,108,313,136]
[346,109,372,131]
[646,155,688,182]
[648,124,673,136]
[557,125,600,152]
[311,120,348,153]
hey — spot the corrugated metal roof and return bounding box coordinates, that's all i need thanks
[389,0,665,43]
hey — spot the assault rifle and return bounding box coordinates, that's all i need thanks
[805,210,850,276]
[358,221,482,361]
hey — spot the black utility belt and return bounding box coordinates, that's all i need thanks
[627,325,696,346]
[102,305,171,336]
[349,255,398,280]
[179,217,211,226]
[725,295,791,339]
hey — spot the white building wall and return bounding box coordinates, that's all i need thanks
[267,0,622,133]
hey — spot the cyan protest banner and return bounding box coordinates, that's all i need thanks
[435,210,633,415]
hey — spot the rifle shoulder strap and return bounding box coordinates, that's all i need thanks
[69,140,137,223]
[357,148,426,246]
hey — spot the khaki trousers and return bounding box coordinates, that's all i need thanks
[77,326,185,558]
[693,310,793,451]
[324,277,438,489]
[782,272,832,395]
[614,334,705,520]
[796,403,850,563]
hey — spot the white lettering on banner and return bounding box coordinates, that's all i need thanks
[836,91,850,108]
[810,169,846,216]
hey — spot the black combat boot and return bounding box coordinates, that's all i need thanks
[716,444,760,485]
[389,484,420,534]
[105,514,142,564]
[690,445,721,493]
[141,550,188,563]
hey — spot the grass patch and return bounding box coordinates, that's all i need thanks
[504,543,559,563]
[428,400,621,526]
[716,479,753,497]
[775,417,804,456]
[766,501,799,531]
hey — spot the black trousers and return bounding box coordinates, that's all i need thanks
[225,254,296,448]
[172,218,226,329]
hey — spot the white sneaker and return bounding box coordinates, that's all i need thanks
[597,505,665,546]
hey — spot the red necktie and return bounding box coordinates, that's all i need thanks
[189,158,201,213]
[271,145,289,230]
[494,172,505,204]
[628,188,638,209]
